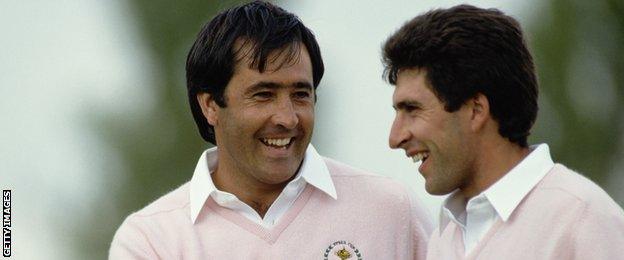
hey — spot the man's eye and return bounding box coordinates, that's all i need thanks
[404,105,417,112]
[253,92,272,99]
[293,91,311,99]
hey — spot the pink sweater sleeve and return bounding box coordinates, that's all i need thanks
[571,201,624,259]
[109,215,160,260]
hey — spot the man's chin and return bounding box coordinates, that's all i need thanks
[256,174,297,186]
[255,164,300,184]
[424,182,455,196]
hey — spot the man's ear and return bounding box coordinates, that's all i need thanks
[468,93,490,132]
[197,93,219,126]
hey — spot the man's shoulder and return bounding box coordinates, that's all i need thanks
[321,157,412,199]
[110,182,192,258]
[525,165,624,258]
[536,164,622,213]
[131,182,191,218]
[322,157,383,178]
[323,157,397,184]
[320,157,433,231]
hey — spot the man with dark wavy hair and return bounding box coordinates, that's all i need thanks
[109,1,432,259]
[384,4,624,259]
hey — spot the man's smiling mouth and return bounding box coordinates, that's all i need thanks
[411,151,429,163]
[260,137,293,149]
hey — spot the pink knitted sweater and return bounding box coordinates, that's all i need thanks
[427,164,624,259]
[110,158,433,259]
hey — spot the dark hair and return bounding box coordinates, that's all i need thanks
[186,1,324,144]
[382,4,538,147]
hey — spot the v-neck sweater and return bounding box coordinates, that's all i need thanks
[109,158,433,259]
[427,164,624,259]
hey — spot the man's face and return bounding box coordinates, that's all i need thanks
[207,44,315,186]
[389,68,475,195]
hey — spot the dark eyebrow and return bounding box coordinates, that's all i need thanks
[245,81,313,95]
[293,81,313,91]
[393,100,423,111]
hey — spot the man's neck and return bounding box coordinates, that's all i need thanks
[460,138,530,199]
[211,160,293,218]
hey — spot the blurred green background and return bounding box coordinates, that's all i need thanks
[1,0,622,259]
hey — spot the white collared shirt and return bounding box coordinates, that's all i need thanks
[189,145,337,228]
[439,144,555,254]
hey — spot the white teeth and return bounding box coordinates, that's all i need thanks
[411,152,429,163]
[262,138,292,147]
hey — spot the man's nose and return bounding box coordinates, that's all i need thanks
[271,98,299,129]
[389,117,410,149]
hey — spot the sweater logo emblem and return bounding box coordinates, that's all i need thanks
[323,240,362,260]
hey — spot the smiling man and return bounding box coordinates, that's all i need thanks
[383,4,624,259]
[109,1,432,259]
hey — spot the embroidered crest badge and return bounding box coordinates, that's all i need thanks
[323,240,362,260]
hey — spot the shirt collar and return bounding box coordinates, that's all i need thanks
[189,147,218,224]
[439,143,555,233]
[295,145,338,200]
[189,144,336,224]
